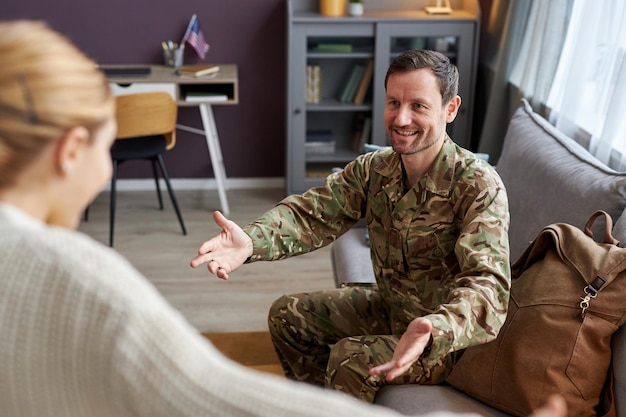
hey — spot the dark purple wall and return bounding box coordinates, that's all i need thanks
[2,0,286,180]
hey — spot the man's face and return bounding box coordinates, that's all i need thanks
[384,68,459,155]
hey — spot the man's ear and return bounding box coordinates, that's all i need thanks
[54,126,89,175]
[445,95,461,123]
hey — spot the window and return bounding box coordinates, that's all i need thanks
[546,0,626,170]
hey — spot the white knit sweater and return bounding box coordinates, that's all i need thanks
[0,203,401,417]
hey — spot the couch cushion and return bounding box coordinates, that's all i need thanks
[375,384,512,417]
[496,99,626,261]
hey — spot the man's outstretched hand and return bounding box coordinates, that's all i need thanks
[189,211,253,280]
[369,317,433,381]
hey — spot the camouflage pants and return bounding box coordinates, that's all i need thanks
[267,286,453,403]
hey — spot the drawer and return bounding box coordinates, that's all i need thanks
[109,82,177,100]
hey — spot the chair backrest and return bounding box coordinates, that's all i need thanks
[114,92,177,150]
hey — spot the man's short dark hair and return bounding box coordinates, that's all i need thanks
[384,49,459,104]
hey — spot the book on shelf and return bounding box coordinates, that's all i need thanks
[350,113,366,152]
[176,65,220,77]
[184,92,229,102]
[351,116,371,153]
[306,129,335,155]
[344,65,365,103]
[306,64,321,104]
[337,64,364,103]
[353,59,374,105]
[315,43,353,53]
[306,142,335,154]
[307,129,334,142]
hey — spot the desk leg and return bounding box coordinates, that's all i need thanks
[199,104,230,216]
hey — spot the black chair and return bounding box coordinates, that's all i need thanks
[108,91,187,247]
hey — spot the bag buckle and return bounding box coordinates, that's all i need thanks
[579,290,597,320]
[579,276,605,320]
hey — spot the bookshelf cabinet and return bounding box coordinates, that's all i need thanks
[286,0,480,194]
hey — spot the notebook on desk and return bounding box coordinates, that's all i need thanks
[100,66,152,78]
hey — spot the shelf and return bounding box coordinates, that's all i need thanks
[306,147,359,163]
[287,0,480,194]
[307,99,372,111]
[307,51,374,59]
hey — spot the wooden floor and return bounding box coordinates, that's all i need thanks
[203,331,284,376]
[78,187,335,334]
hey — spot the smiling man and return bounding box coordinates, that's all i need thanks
[191,49,511,402]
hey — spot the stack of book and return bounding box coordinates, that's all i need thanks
[306,64,321,104]
[336,60,374,104]
[176,64,220,77]
[306,129,335,155]
[314,43,353,53]
[184,92,229,102]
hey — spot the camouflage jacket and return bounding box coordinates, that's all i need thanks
[243,138,511,368]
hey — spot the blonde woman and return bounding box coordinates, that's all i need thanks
[0,19,403,417]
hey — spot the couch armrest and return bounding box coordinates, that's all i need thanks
[330,227,376,287]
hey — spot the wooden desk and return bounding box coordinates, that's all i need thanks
[102,64,238,215]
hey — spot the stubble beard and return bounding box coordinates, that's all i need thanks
[389,130,441,156]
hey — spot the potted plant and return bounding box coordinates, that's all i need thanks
[348,0,364,16]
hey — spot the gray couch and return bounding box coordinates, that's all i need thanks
[330,99,626,416]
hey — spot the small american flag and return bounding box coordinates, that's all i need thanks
[185,15,210,60]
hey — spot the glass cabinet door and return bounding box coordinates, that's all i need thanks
[289,22,376,192]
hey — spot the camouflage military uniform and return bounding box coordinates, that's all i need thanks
[243,138,510,402]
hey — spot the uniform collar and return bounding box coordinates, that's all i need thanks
[372,136,457,198]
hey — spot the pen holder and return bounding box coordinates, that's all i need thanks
[164,47,184,68]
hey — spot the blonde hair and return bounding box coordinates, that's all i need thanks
[0,20,114,187]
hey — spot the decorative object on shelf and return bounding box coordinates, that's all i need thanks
[162,41,184,68]
[348,0,364,17]
[319,0,346,17]
[180,14,210,59]
[425,0,453,14]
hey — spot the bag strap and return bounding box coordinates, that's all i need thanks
[583,210,625,288]
[563,211,626,320]
[584,210,619,245]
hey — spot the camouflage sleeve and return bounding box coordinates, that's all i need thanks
[422,182,511,368]
[242,154,372,262]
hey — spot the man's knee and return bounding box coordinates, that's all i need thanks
[325,336,383,402]
[268,294,294,341]
[268,294,290,319]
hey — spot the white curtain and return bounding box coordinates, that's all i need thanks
[508,0,570,108]
[546,0,626,171]
[477,0,572,162]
